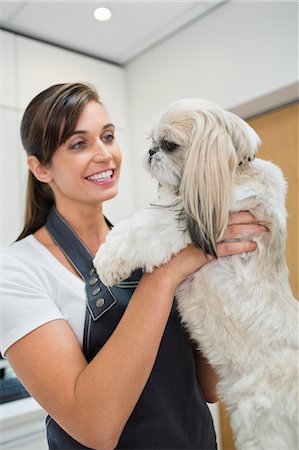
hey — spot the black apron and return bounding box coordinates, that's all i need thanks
[45,206,217,449]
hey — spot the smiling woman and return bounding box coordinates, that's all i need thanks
[16,84,114,240]
[29,99,122,215]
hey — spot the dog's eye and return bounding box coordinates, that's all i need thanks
[161,139,179,152]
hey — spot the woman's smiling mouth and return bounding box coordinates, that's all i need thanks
[85,169,115,184]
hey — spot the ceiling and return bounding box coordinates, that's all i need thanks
[0,1,226,66]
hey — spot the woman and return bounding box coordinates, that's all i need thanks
[0,83,266,449]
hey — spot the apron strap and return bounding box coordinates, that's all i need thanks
[45,205,116,318]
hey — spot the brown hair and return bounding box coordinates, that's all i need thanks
[17,82,101,240]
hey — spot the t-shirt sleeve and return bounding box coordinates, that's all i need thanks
[0,250,65,356]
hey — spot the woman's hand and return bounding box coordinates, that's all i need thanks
[155,211,267,288]
[220,211,268,243]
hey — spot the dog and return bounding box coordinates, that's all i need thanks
[94,99,298,450]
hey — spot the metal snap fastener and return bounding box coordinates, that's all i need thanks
[89,268,95,276]
[96,298,105,308]
[93,287,101,296]
[90,277,98,285]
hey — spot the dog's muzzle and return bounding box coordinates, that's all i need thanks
[148,146,159,164]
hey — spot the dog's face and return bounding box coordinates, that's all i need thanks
[145,99,261,256]
[145,98,259,192]
[145,100,198,194]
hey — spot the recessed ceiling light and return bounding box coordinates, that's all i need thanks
[94,7,112,22]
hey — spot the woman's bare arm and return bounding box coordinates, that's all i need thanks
[6,267,177,450]
[193,347,219,403]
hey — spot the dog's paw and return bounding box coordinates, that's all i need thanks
[93,245,135,286]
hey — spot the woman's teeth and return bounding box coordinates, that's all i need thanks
[86,170,113,182]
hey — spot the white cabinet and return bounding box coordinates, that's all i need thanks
[0,397,48,449]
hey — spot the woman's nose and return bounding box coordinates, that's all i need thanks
[93,140,113,162]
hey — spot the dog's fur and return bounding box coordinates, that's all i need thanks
[94,99,298,450]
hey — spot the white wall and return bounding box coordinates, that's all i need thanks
[125,1,298,208]
[0,30,135,246]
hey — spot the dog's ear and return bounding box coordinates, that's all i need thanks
[185,206,218,258]
[180,113,238,257]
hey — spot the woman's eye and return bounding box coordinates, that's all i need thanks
[101,132,115,143]
[70,140,86,150]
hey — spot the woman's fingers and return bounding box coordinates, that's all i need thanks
[222,210,269,242]
[228,211,256,225]
[216,240,257,258]
[221,223,268,242]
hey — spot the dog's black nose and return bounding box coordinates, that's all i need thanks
[149,147,159,156]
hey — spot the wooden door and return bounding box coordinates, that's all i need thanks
[220,102,299,450]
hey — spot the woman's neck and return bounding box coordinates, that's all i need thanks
[54,203,111,255]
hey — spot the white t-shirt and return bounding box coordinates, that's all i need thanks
[0,235,87,355]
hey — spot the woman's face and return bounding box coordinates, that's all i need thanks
[47,100,122,209]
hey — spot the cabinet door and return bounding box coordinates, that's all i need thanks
[220,102,299,450]
[2,430,47,449]
[0,398,48,450]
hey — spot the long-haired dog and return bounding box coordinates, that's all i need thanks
[94,99,298,450]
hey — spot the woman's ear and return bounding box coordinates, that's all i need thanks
[27,156,52,183]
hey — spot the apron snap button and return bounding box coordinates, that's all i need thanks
[96,298,105,308]
[90,277,98,285]
[93,287,101,296]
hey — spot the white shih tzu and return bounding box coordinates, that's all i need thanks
[94,99,298,450]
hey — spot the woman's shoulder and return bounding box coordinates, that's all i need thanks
[2,234,35,252]
[1,233,84,288]
[0,235,67,356]
[1,235,62,286]
[1,235,43,268]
